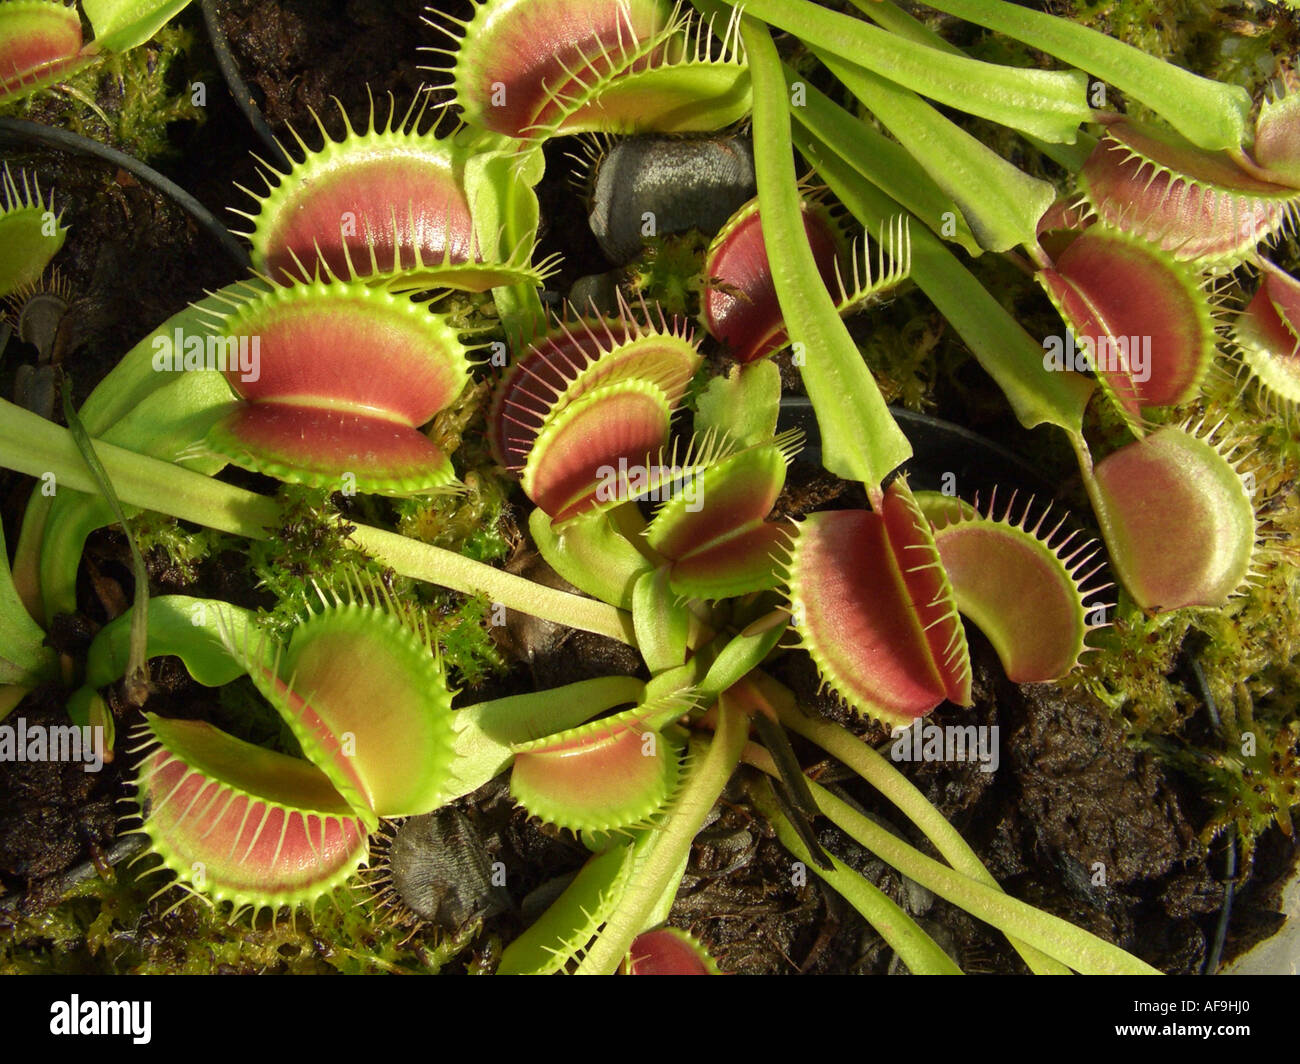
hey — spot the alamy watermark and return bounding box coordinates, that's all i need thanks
[594,458,703,512]
[1042,333,1151,384]
[152,328,260,382]
[0,717,105,772]
[50,996,150,1044]
[889,718,999,774]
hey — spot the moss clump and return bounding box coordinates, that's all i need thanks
[129,510,223,589]
[1,866,470,974]
[395,471,511,565]
[853,296,944,412]
[247,484,508,688]
[246,485,382,643]
[432,594,507,687]
[625,231,708,319]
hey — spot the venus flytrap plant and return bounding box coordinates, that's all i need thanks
[742,15,908,501]
[806,113,1263,613]
[481,321,1135,972]
[641,431,800,599]
[77,583,654,913]
[74,569,783,942]
[622,926,721,974]
[487,300,702,502]
[0,0,93,104]
[230,92,554,295]
[200,279,473,495]
[1232,259,1300,410]
[506,693,692,833]
[741,0,1281,623]
[914,491,1107,684]
[1076,117,1300,266]
[701,193,911,363]
[0,162,66,297]
[2,0,1293,975]
[1076,423,1259,614]
[0,0,196,106]
[1035,227,1219,428]
[784,477,972,726]
[430,0,751,141]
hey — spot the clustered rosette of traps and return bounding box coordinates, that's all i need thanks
[0,0,1296,975]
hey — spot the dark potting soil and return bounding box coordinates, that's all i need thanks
[1,0,1296,974]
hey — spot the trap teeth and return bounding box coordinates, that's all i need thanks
[1077,119,1300,267]
[786,480,971,727]
[202,280,471,495]
[1085,425,1257,612]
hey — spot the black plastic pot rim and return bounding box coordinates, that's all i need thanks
[0,117,250,269]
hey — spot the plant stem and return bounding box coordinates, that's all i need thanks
[811,48,1055,253]
[767,684,1069,975]
[748,748,1160,974]
[791,120,1094,434]
[574,699,749,974]
[723,0,1090,142]
[0,398,635,644]
[911,0,1250,152]
[61,379,151,704]
[743,16,910,504]
[747,750,963,974]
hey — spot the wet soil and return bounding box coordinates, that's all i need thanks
[1,0,1296,974]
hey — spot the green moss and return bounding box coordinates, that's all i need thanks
[247,485,388,644]
[129,509,223,588]
[395,472,511,565]
[245,484,507,688]
[626,231,709,319]
[398,379,514,566]
[1,864,471,974]
[853,294,944,412]
[431,594,508,687]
